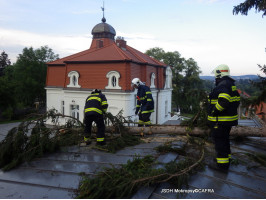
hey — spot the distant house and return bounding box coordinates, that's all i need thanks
[238,89,265,122]
[256,102,266,122]
[45,17,173,124]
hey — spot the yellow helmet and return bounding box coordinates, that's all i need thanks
[212,64,230,78]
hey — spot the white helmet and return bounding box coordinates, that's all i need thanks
[212,64,230,79]
[131,78,142,86]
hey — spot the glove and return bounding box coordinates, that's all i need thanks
[135,110,139,115]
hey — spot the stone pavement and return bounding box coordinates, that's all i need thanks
[0,122,266,198]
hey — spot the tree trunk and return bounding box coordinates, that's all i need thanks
[106,125,266,137]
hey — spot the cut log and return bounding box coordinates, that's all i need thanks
[106,125,266,137]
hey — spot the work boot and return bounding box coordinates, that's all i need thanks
[84,137,91,145]
[207,159,229,173]
[96,141,106,146]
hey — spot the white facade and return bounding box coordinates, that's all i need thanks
[46,66,172,125]
[46,87,172,125]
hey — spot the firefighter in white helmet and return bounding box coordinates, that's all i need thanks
[207,64,240,171]
[132,78,154,126]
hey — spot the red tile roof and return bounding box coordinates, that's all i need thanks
[47,42,166,67]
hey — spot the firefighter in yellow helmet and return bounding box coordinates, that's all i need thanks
[208,64,240,171]
[132,78,154,126]
[84,89,108,145]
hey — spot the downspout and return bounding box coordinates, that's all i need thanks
[156,67,160,124]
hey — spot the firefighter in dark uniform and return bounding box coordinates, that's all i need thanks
[84,89,108,145]
[132,78,154,126]
[208,64,240,171]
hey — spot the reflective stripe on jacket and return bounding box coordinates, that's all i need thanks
[136,85,154,114]
[208,76,240,126]
[84,93,108,116]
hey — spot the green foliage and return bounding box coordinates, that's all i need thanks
[155,142,187,156]
[102,134,141,153]
[0,51,11,76]
[250,64,266,104]
[11,46,59,106]
[76,156,158,199]
[146,47,204,114]
[233,0,266,17]
[0,46,59,121]
[245,152,266,167]
[0,109,142,171]
[76,137,205,199]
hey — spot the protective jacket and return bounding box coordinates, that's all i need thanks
[136,85,154,114]
[84,93,108,116]
[208,76,240,126]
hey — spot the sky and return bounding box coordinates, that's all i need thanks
[0,0,265,76]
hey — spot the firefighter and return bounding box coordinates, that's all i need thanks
[84,89,108,145]
[132,78,154,126]
[207,64,240,171]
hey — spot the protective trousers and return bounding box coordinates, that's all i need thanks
[138,113,151,127]
[84,114,105,142]
[211,124,232,169]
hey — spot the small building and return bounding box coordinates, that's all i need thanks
[45,17,172,124]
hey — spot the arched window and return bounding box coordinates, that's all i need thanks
[73,76,77,86]
[67,71,81,88]
[112,76,117,87]
[106,71,121,89]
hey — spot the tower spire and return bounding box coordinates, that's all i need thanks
[101,1,106,23]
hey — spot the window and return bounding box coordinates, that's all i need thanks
[72,76,77,86]
[67,71,81,88]
[112,76,117,87]
[70,104,79,120]
[105,71,121,89]
[150,73,156,88]
[164,66,172,89]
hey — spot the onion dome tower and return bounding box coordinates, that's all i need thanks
[90,5,116,49]
[91,17,116,40]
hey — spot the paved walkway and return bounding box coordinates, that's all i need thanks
[0,122,266,198]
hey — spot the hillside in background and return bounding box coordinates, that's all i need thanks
[200,75,259,81]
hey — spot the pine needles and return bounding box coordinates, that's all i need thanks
[0,109,139,171]
[76,136,205,199]
[0,110,83,171]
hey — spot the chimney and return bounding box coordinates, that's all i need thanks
[116,36,127,49]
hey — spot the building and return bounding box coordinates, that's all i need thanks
[45,16,172,124]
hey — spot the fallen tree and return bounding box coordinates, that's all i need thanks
[106,125,266,137]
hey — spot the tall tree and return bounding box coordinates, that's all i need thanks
[233,0,266,17]
[0,51,11,76]
[181,58,203,113]
[146,47,203,114]
[12,46,59,106]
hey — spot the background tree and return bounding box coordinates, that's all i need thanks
[0,46,58,121]
[233,0,266,17]
[249,64,266,105]
[146,47,204,114]
[12,46,59,106]
[0,51,11,76]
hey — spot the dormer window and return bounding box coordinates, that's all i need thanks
[112,76,117,87]
[106,71,121,89]
[67,71,81,88]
